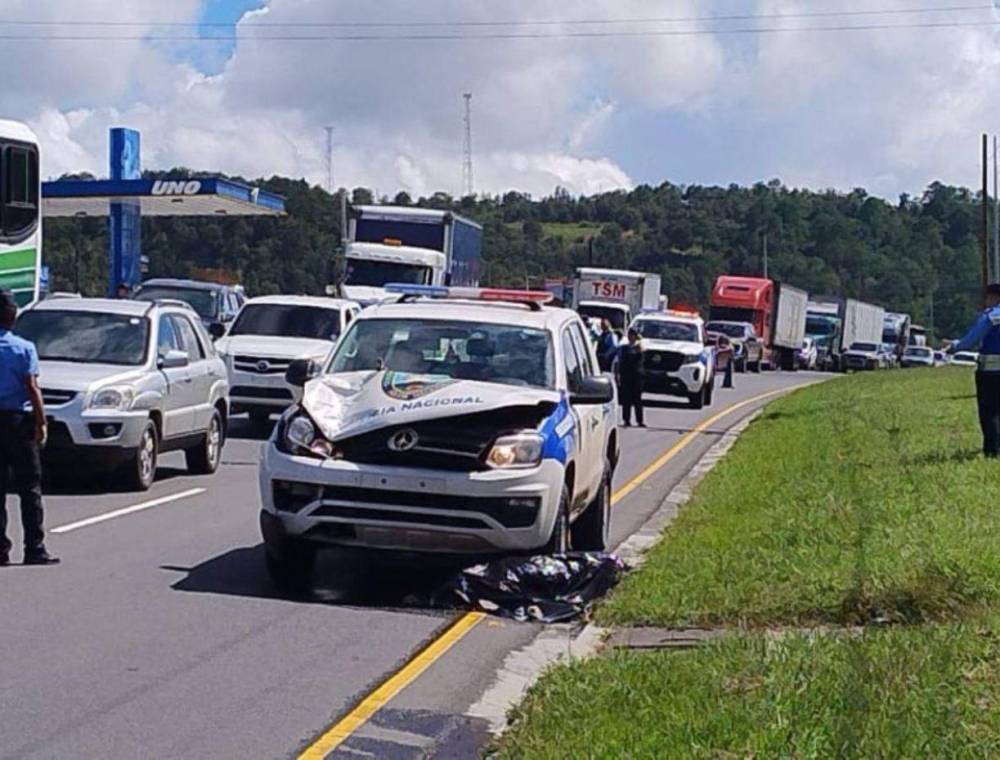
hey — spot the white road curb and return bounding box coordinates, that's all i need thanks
[465,410,764,735]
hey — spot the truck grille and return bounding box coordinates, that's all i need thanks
[643,351,684,372]
[233,355,292,375]
[41,389,78,407]
[231,386,293,401]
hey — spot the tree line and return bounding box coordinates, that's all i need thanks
[42,171,988,341]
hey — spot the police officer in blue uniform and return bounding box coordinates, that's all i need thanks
[949,283,1000,458]
[0,289,59,565]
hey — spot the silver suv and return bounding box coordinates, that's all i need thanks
[16,298,230,490]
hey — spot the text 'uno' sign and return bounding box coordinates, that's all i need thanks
[590,280,628,299]
[151,180,202,196]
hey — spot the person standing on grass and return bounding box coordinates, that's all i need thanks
[617,327,645,428]
[947,283,1000,459]
[0,289,59,566]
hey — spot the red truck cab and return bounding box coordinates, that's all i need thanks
[709,276,774,360]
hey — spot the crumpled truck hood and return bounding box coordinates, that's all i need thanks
[301,371,561,442]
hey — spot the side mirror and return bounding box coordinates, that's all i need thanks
[208,322,226,340]
[285,358,319,388]
[570,375,615,406]
[159,350,189,370]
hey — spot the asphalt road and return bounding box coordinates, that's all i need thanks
[0,371,823,759]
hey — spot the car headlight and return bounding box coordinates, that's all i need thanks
[283,413,337,458]
[88,386,135,411]
[486,432,544,469]
[682,353,701,365]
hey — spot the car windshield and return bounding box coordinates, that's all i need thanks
[230,304,343,340]
[705,322,747,338]
[635,319,700,343]
[16,310,149,366]
[344,259,431,286]
[328,318,555,389]
[905,347,931,357]
[850,343,879,352]
[578,304,628,331]
[955,353,977,361]
[135,286,216,320]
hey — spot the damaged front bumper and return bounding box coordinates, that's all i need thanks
[259,441,565,555]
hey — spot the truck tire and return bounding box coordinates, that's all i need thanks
[122,420,158,492]
[751,358,762,374]
[543,484,572,555]
[186,410,224,475]
[688,387,705,410]
[572,471,610,551]
[736,357,747,374]
[264,536,317,592]
[704,376,715,406]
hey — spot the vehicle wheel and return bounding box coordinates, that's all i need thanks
[736,357,747,374]
[264,537,317,591]
[543,484,572,555]
[124,420,158,491]
[186,410,224,475]
[572,471,611,552]
[704,377,715,406]
[249,410,272,431]
[751,359,762,374]
[688,387,705,410]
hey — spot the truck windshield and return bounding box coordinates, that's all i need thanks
[329,319,555,389]
[578,304,627,331]
[16,311,149,366]
[806,316,836,336]
[709,306,756,325]
[229,304,342,341]
[344,259,431,286]
[850,343,879,352]
[705,322,747,338]
[134,286,216,320]
[635,320,700,342]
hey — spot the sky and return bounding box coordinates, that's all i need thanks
[5,0,1000,200]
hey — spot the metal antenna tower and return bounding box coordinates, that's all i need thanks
[324,125,335,194]
[462,93,474,197]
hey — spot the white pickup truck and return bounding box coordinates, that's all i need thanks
[257,285,620,588]
[631,310,716,409]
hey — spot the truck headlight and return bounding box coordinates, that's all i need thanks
[682,353,701,365]
[88,386,135,411]
[486,433,544,469]
[283,413,336,458]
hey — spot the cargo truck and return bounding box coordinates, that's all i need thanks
[337,205,482,305]
[708,276,808,371]
[806,297,886,371]
[882,312,912,360]
[572,268,662,333]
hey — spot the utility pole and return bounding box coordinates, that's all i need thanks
[462,93,474,198]
[762,232,769,279]
[929,289,935,343]
[324,126,335,195]
[994,134,999,282]
[983,133,990,303]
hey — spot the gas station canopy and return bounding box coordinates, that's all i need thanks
[42,177,285,218]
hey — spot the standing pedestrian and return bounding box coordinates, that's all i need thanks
[115,282,131,299]
[618,327,645,428]
[0,289,59,566]
[947,283,1000,458]
[597,319,618,372]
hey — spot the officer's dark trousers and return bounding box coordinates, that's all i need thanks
[620,378,644,426]
[0,411,45,554]
[975,371,1000,458]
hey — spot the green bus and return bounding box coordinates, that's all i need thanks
[0,119,41,306]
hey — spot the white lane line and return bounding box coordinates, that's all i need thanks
[50,488,206,534]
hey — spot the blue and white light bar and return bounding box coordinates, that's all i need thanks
[384,283,554,305]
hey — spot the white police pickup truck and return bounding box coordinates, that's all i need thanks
[258,285,620,587]
[632,310,716,409]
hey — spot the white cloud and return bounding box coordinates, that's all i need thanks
[9,0,1000,198]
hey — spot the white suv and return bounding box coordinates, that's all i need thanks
[632,311,716,409]
[16,298,229,490]
[215,296,359,428]
[257,286,620,587]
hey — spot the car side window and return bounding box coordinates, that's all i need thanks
[157,315,180,357]
[172,315,205,362]
[569,322,597,377]
[562,329,584,393]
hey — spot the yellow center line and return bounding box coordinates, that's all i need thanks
[297,385,798,759]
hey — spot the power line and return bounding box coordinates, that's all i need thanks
[0,4,992,28]
[1,18,999,42]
